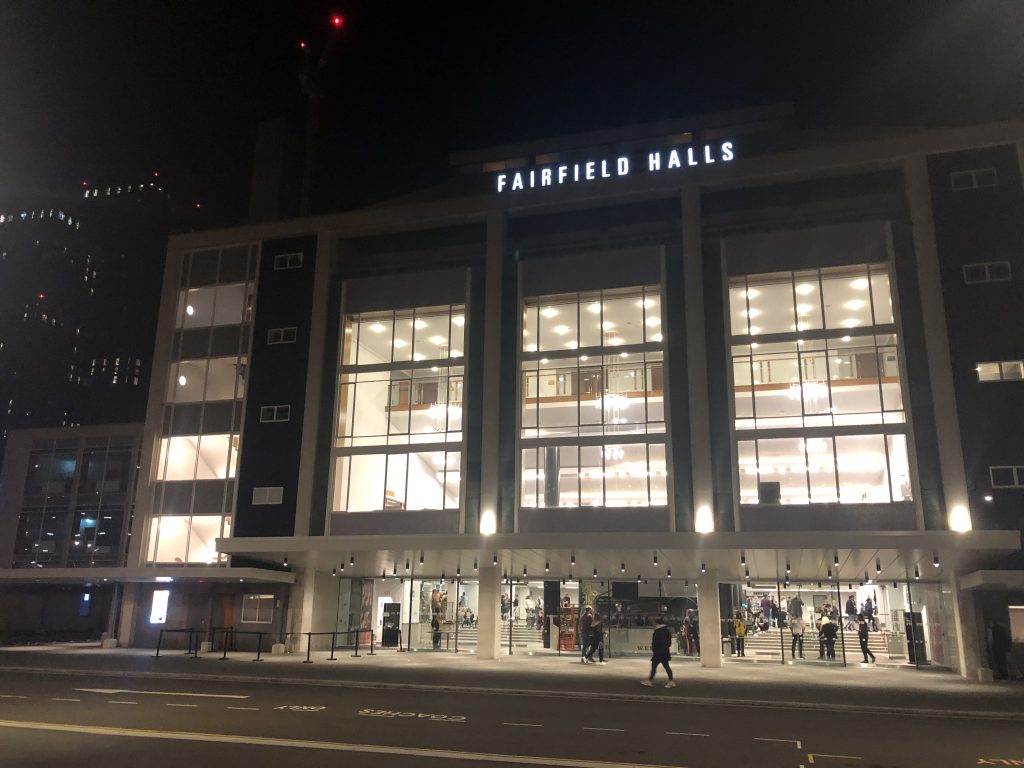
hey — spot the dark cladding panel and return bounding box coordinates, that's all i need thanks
[234,235,317,538]
[723,221,891,276]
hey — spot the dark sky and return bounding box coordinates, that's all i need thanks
[3,1,1024,223]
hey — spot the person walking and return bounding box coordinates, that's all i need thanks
[789,592,804,622]
[641,619,675,687]
[857,614,876,663]
[845,594,857,630]
[863,596,877,632]
[790,616,805,659]
[586,613,606,664]
[760,594,772,630]
[733,611,747,657]
[579,606,594,664]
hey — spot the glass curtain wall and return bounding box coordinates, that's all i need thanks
[332,304,465,514]
[146,245,256,564]
[729,265,912,506]
[520,286,667,509]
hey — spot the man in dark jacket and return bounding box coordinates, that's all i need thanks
[820,617,838,660]
[641,621,675,688]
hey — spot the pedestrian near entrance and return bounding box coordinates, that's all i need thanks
[586,613,605,664]
[790,617,805,658]
[580,606,594,664]
[820,615,838,660]
[431,613,442,650]
[789,592,804,621]
[857,614,875,663]
[733,611,747,656]
[845,595,857,630]
[641,620,675,688]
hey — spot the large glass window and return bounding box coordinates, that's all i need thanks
[332,304,465,513]
[730,265,912,506]
[147,246,255,565]
[520,286,667,509]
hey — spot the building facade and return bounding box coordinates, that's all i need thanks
[45,106,1024,676]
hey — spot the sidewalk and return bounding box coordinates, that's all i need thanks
[1,643,1022,718]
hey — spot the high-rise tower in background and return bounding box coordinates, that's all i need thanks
[0,177,195,469]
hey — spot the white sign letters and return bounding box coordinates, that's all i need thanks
[495,141,734,193]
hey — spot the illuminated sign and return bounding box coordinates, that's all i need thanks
[150,589,170,624]
[495,141,735,193]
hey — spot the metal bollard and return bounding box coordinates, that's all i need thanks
[369,631,375,656]
[254,632,264,662]
[303,632,313,663]
[353,630,360,658]
[155,629,164,658]
[220,629,230,660]
[328,631,337,661]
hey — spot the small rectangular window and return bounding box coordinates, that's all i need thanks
[963,261,1012,284]
[267,327,298,345]
[977,361,1024,382]
[259,404,291,423]
[990,466,1023,488]
[950,168,999,191]
[273,253,303,271]
[241,594,275,624]
[252,486,284,505]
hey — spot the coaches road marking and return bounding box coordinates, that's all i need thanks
[0,719,679,768]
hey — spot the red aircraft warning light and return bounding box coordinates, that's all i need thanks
[331,14,343,28]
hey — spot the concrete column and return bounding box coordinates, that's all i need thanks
[949,572,986,680]
[904,156,972,531]
[116,582,139,647]
[682,185,714,533]
[479,212,507,534]
[697,569,722,668]
[476,564,502,659]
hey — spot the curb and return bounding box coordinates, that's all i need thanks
[1,664,1021,721]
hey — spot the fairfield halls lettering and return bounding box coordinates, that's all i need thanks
[495,141,735,193]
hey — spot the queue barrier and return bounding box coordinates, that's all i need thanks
[157,626,375,663]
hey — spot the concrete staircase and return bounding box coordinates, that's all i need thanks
[454,625,544,648]
[736,627,891,660]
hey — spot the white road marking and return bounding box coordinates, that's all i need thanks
[51,698,80,703]
[583,727,624,732]
[666,732,709,737]
[755,737,802,749]
[108,701,138,705]
[503,722,543,727]
[166,704,198,708]
[0,719,675,768]
[226,706,259,711]
[0,695,27,699]
[75,688,248,700]
[807,755,861,764]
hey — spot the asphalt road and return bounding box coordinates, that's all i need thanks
[0,668,1021,768]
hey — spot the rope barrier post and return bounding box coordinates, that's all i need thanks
[328,631,337,661]
[220,629,230,660]
[303,632,313,663]
[155,629,163,658]
[353,630,360,658]
[369,630,375,656]
[254,632,264,662]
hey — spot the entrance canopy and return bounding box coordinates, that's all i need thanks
[216,529,1018,584]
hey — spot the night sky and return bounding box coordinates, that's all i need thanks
[3,1,1024,223]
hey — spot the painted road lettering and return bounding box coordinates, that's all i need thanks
[359,708,465,722]
[274,705,326,712]
[977,761,1024,766]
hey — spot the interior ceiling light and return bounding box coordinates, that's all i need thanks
[541,307,559,318]
[587,302,601,314]
[368,322,385,333]
[851,278,870,290]
[452,315,465,327]
[794,284,814,295]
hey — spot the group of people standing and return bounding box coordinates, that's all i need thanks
[578,606,606,664]
[500,592,545,628]
[731,592,878,664]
